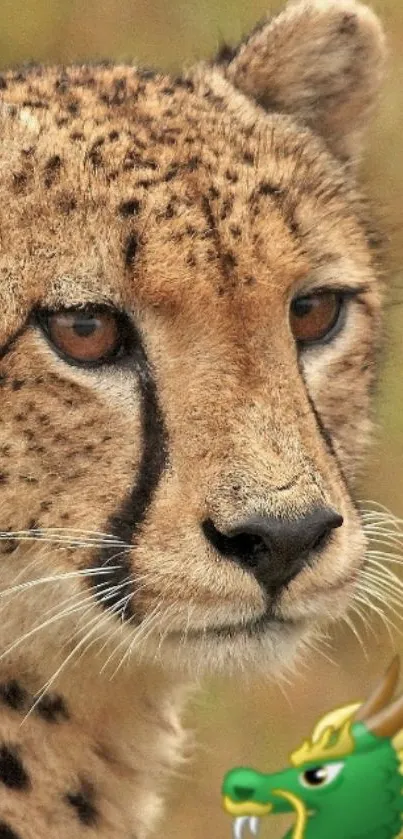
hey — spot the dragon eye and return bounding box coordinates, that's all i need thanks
[290,292,343,346]
[299,762,344,789]
[39,308,125,365]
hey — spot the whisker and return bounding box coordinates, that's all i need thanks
[102,600,164,677]
[342,611,369,658]
[24,594,132,725]
[359,569,403,609]
[354,586,403,635]
[0,567,121,602]
[366,551,403,567]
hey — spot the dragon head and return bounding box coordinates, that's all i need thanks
[222,659,403,839]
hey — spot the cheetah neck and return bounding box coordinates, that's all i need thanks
[0,561,189,838]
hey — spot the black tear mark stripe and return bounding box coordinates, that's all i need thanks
[93,326,168,619]
[297,360,350,492]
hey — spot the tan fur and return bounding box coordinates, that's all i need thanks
[0,0,386,836]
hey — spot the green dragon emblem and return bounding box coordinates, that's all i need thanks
[222,658,403,839]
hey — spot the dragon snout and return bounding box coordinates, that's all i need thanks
[222,768,273,838]
[222,767,305,838]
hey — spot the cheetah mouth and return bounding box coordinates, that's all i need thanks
[168,608,302,641]
[165,563,360,642]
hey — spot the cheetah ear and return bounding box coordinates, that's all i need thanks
[220,0,386,163]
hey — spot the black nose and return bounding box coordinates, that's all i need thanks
[202,508,343,594]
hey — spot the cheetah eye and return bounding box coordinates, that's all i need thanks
[38,307,126,366]
[290,291,344,346]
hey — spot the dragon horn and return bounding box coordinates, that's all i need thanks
[355,656,400,723]
[365,694,403,740]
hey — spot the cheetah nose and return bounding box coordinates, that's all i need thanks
[202,508,343,593]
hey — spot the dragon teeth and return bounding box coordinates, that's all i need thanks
[249,816,261,835]
[233,816,249,839]
[232,816,261,839]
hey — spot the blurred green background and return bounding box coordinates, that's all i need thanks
[1,1,402,836]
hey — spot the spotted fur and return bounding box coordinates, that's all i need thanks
[0,0,387,836]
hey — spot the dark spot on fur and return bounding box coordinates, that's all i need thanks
[70,131,85,141]
[162,200,176,219]
[65,780,98,826]
[258,181,284,198]
[138,67,157,80]
[35,693,69,723]
[0,822,23,839]
[0,474,8,485]
[339,13,358,35]
[164,165,179,183]
[67,99,80,115]
[173,77,194,92]
[0,682,28,712]
[55,77,70,93]
[0,76,7,90]
[22,99,48,110]
[44,155,62,188]
[21,145,36,158]
[220,198,233,221]
[12,172,28,193]
[109,130,119,141]
[215,42,237,64]
[243,151,254,165]
[119,199,141,217]
[187,155,200,171]
[124,233,139,267]
[86,139,104,170]
[12,379,25,391]
[57,192,77,214]
[0,541,18,555]
[226,169,239,183]
[137,178,152,189]
[0,745,30,790]
[222,252,237,273]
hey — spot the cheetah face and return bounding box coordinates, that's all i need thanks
[0,0,386,673]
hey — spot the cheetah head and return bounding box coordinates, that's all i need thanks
[0,0,387,675]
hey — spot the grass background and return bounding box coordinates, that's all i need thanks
[1,0,402,836]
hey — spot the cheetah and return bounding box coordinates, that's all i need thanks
[0,0,387,836]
